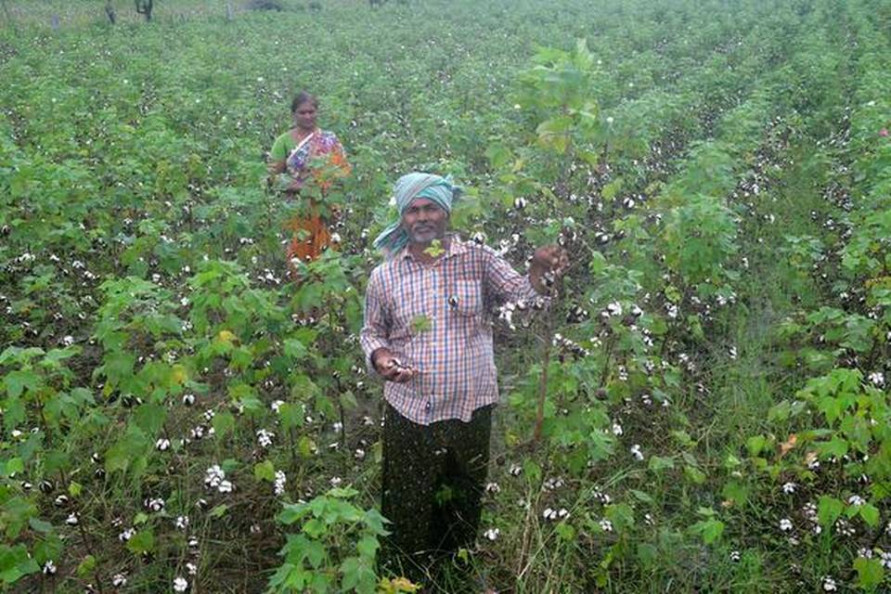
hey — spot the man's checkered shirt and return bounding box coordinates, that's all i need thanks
[360,237,539,425]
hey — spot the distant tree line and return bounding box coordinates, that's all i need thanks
[102,0,151,24]
[134,0,153,21]
[96,0,411,27]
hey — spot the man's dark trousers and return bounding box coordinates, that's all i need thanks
[380,402,492,578]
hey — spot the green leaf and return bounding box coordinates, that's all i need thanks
[68,482,83,497]
[105,426,150,475]
[3,370,40,398]
[2,497,37,538]
[283,338,309,361]
[767,400,792,422]
[485,143,513,170]
[745,434,767,456]
[704,519,724,544]
[722,481,749,506]
[816,436,848,458]
[278,503,310,526]
[304,539,325,569]
[409,315,432,334]
[279,402,304,430]
[522,460,542,484]
[636,543,658,564]
[692,518,724,544]
[605,503,635,531]
[0,544,40,584]
[303,518,325,539]
[209,504,229,519]
[671,430,696,448]
[684,465,706,484]
[254,460,276,483]
[588,251,607,275]
[629,489,654,504]
[859,503,880,527]
[290,375,320,401]
[356,535,379,559]
[602,179,623,201]
[76,555,97,577]
[423,239,445,258]
[297,436,317,457]
[340,556,362,590]
[854,557,884,590]
[817,496,844,528]
[648,456,675,472]
[339,390,358,411]
[555,522,576,541]
[1,458,24,478]
[212,411,235,439]
[28,517,53,534]
[126,529,155,555]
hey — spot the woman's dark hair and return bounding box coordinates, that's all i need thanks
[291,91,319,113]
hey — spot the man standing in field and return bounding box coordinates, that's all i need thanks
[360,172,568,578]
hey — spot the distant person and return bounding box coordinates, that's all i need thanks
[267,91,350,278]
[360,172,568,581]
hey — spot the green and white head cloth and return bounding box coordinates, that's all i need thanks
[373,172,462,257]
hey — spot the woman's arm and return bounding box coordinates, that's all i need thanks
[267,159,286,175]
[267,132,293,185]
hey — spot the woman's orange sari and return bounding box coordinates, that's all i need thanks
[277,131,350,278]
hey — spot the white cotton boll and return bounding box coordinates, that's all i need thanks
[274,470,287,496]
[257,429,274,448]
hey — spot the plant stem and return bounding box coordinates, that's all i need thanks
[76,520,106,594]
[533,285,560,442]
[533,333,551,443]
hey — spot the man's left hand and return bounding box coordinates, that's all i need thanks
[530,245,569,294]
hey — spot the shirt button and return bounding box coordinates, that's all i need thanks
[425,402,432,411]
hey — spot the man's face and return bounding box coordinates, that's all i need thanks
[401,198,448,246]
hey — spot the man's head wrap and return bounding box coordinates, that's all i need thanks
[373,172,462,257]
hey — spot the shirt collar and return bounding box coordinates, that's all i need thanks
[399,234,467,263]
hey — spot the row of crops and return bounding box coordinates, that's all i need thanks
[2,0,890,591]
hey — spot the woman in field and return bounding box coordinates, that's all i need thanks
[267,91,350,277]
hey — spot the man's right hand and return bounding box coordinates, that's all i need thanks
[372,348,414,383]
